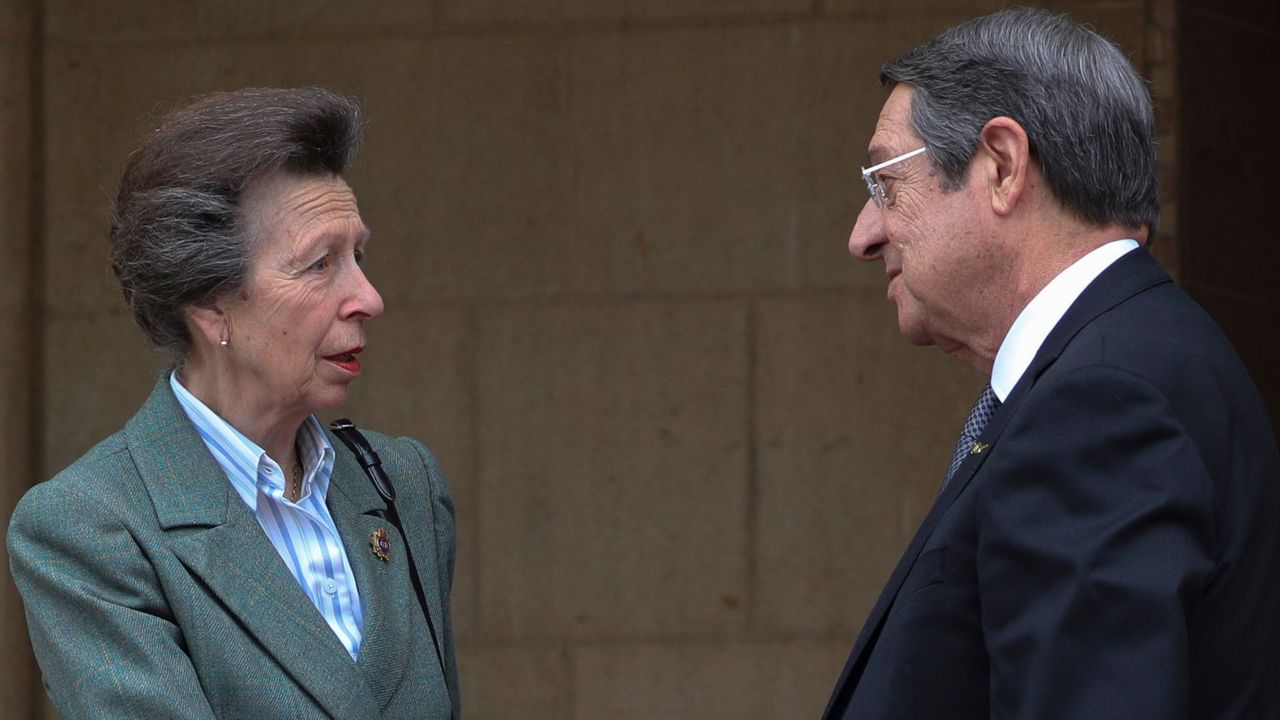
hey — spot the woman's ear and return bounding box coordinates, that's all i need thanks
[976,116,1031,216]
[185,303,228,350]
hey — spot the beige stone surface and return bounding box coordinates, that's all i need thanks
[335,302,478,640]
[822,0,1010,20]
[821,1,1149,65]
[353,33,595,302]
[477,300,750,640]
[437,0,812,27]
[436,0,622,26]
[44,0,437,42]
[755,294,980,636]
[0,14,38,719]
[41,310,162,476]
[44,1,196,42]
[573,640,851,719]
[0,0,29,39]
[457,644,571,719]
[565,25,803,294]
[625,0,812,22]
[39,44,115,316]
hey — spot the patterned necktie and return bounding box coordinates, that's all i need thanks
[942,384,1000,491]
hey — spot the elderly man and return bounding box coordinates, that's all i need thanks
[823,8,1280,719]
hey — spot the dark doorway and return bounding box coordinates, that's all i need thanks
[1178,0,1280,437]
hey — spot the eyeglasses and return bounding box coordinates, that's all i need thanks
[861,146,928,208]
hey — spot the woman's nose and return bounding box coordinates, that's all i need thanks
[347,266,384,320]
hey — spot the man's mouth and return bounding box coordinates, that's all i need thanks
[886,269,901,300]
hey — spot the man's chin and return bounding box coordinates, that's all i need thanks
[896,316,936,347]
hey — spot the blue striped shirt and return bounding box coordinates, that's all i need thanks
[169,372,364,659]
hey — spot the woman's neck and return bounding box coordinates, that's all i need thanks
[176,362,305,474]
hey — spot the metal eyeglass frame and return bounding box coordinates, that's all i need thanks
[861,146,928,208]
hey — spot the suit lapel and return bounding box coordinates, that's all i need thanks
[325,448,409,698]
[824,248,1173,717]
[381,445,450,670]
[332,433,451,669]
[127,377,381,718]
[327,430,455,715]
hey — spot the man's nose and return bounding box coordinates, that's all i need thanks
[848,198,886,261]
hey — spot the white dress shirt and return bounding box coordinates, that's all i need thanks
[990,239,1140,401]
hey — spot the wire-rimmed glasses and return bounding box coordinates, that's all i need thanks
[861,146,928,208]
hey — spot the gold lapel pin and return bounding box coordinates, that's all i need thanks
[370,528,392,562]
[969,441,990,455]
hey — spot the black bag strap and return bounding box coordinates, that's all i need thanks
[328,418,452,712]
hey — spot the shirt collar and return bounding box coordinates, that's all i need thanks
[990,239,1139,401]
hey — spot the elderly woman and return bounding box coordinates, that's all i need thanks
[8,88,459,719]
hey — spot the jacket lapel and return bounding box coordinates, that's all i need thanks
[325,448,408,697]
[326,430,455,714]
[127,377,381,718]
[379,444,450,672]
[824,248,1173,717]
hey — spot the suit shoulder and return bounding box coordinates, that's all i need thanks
[356,428,443,473]
[1060,282,1253,392]
[17,430,139,509]
[8,428,148,550]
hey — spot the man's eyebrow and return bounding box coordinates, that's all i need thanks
[866,143,890,166]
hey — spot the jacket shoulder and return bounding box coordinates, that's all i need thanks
[14,430,141,513]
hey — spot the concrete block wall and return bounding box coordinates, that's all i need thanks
[2,1,1176,718]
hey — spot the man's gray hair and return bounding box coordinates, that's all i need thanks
[882,7,1159,233]
[109,86,363,361]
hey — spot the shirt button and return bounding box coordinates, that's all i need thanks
[324,578,338,595]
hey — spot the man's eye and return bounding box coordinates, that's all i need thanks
[309,256,330,272]
[353,248,365,265]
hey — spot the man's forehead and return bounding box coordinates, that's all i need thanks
[867,85,916,162]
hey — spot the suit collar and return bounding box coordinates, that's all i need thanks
[125,376,383,717]
[823,247,1172,719]
[126,375,230,529]
[1012,246,1170,400]
[991,239,1140,400]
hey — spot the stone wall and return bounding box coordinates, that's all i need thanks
[0,0,38,716]
[2,1,1176,717]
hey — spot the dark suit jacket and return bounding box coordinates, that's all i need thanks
[8,377,461,719]
[823,249,1280,719]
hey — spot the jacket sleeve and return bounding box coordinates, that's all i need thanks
[976,364,1216,719]
[8,478,219,719]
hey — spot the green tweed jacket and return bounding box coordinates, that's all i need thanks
[8,377,461,719]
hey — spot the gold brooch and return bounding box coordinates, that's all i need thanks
[370,528,392,562]
[969,441,990,455]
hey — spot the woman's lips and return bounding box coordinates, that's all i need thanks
[323,349,362,375]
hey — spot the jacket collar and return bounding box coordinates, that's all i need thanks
[126,376,383,717]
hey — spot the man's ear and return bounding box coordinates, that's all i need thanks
[185,302,227,349]
[976,116,1031,217]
